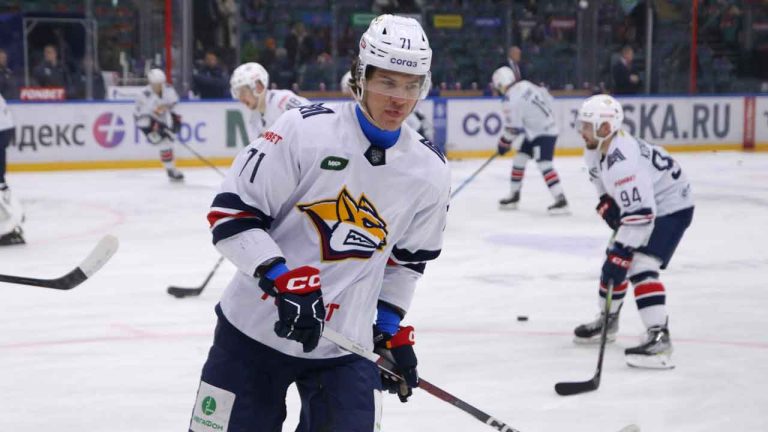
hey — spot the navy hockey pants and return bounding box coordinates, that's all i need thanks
[0,128,14,184]
[636,206,695,269]
[189,304,381,432]
[519,135,557,161]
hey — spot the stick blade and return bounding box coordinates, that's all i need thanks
[166,286,203,298]
[78,235,120,277]
[554,379,599,396]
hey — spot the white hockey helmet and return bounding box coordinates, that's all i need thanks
[147,68,166,85]
[577,94,624,139]
[230,62,269,99]
[340,71,352,95]
[492,66,517,93]
[356,14,432,100]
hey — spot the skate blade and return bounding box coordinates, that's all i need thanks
[547,206,571,216]
[626,352,675,369]
[573,333,617,345]
[499,202,519,210]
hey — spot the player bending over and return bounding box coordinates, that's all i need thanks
[229,62,309,141]
[491,66,569,214]
[134,68,184,182]
[574,94,694,369]
[189,14,450,431]
[0,93,23,245]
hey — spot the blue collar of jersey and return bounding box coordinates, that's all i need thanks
[355,105,400,149]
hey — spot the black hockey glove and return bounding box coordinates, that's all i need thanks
[601,243,633,287]
[497,135,513,156]
[596,194,621,230]
[373,325,419,403]
[259,263,325,353]
[171,113,182,134]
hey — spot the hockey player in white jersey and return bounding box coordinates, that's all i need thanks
[573,94,694,369]
[342,71,434,142]
[190,15,449,431]
[0,93,24,245]
[134,68,184,182]
[492,66,569,214]
[229,62,309,141]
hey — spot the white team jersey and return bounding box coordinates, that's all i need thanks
[209,102,451,359]
[133,84,179,128]
[501,80,558,141]
[592,130,694,249]
[247,89,310,140]
[0,94,13,132]
[584,147,607,196]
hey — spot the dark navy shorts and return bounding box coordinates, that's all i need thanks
[636,207,694,269]
[519,135,557,161]
[0,128,14,182]
[189,305,381,432]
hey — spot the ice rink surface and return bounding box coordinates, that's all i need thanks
[1,151,767,432]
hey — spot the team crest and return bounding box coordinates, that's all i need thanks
[298,187,388,261]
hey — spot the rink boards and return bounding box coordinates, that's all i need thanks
[5,95,768,171]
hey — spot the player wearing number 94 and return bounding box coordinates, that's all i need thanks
[575,94,694,370]
[189,14,450,432]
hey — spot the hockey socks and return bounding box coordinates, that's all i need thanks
[630,274,668,329]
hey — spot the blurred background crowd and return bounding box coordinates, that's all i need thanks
[1,0,767,101]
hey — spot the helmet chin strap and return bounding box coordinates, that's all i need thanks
[251,87,267,114]
[592,123,616,152]
[352,80,417,131]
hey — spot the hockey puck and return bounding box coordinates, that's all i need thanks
[516,315,529,322]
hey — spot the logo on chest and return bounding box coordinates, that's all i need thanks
[298,187,388,261]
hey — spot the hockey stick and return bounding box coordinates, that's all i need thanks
[157,126,227,178]
[164,130,227,298]
[554,281,614,396]
[167,256,225,298]
[0,235,119,290]
[450,153,499,199]
[322,328,521,432]
[175,139,227,177]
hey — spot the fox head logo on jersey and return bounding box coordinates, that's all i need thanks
[298,187,388,261]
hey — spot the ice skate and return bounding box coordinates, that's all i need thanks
[498,191,520,210]
[166,168,185,183]
[547,194,570,215]
[574,308,620,344]
[0,226,25,246]
[625,324,674,369]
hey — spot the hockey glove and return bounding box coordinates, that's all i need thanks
[259,262,325,353]
[374,325,419,403]
[601,243,633,287]
[596,194,621,230]
[497,136,513,156]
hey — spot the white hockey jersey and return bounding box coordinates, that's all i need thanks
[246,89,309,140]
[209,102,451,359]
[0,94,13,132]
[133,84,179,128]
[589,130,694,249]
[501,80,558,141]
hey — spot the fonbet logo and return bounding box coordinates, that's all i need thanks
[92,112,126,148]
[201,396,217,416]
